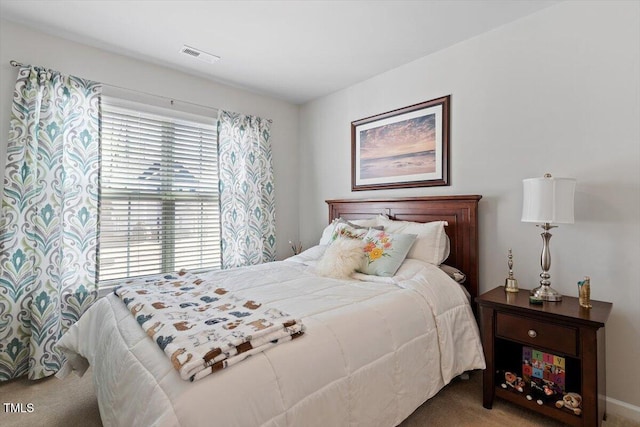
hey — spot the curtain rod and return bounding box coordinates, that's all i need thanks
[9,59,218,113]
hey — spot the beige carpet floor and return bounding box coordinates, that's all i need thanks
[2,369,637,426]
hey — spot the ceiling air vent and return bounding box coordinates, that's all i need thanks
[179,45,220,64]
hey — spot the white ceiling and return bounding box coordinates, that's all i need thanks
[0,0,559,104]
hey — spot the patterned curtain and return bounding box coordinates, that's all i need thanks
[0,66,101,380]
[217,111,276,268]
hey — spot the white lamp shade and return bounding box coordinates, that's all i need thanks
[522,176,576,224]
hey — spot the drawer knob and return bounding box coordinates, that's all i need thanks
[528,329,537,338]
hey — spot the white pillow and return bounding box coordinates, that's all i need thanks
[350,214,387,227]
[319,219,340,245]
[377,218,449,265]
[315,238,365,279]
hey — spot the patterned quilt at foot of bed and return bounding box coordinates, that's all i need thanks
[114,270,305,381]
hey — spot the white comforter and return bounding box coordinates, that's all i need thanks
[57,246,485,427]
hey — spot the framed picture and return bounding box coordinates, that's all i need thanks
[351,95,450,191]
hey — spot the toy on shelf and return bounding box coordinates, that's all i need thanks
[500,370,525,393]
[522,347,566,392]
[526,377,562,405]
[556,392,583,416]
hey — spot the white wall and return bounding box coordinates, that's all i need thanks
[299,0,640,415]
[0,19,299,261]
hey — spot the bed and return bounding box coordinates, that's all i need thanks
[56,195,485,427]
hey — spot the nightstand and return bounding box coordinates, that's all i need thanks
[476,287,612,427]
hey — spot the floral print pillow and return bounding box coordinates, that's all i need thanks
[358,229,417,277]
[330,222,371,241]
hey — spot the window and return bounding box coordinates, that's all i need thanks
[99,100,220,285]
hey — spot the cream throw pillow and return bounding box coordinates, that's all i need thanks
[315,237,365,279]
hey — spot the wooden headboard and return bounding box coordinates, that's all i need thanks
[326,195,482,302]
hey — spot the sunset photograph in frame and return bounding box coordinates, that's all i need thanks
[351,96,450,191]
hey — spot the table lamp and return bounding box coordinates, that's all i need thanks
[521,173,576,301]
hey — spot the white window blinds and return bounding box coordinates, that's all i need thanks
[99,101,220,285]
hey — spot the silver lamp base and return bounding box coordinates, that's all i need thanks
[531,223,563,302]
[530,285,563,302]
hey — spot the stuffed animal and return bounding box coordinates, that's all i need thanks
[526,378,560,405]
[500,371,525,392]
[556,392,582,416]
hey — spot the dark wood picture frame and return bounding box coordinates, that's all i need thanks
[351,95,450,191]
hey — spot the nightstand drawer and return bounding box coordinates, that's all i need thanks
[496,312,577,356]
